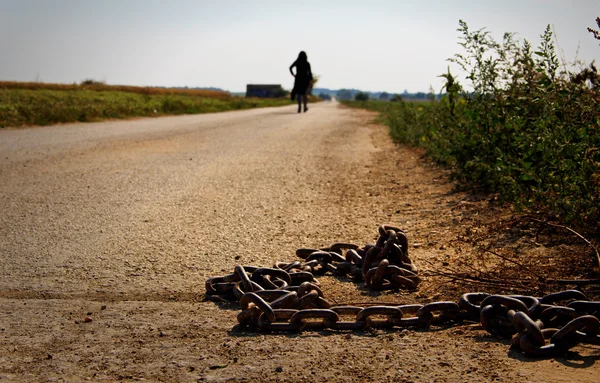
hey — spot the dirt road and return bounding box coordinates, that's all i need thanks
[1,101,598,382]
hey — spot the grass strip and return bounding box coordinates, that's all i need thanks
[0,87,294,127]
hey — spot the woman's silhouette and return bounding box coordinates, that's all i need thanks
[289,51,313,113]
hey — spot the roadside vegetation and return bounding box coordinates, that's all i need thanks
[344,19,600,230]
[0,80,294,127]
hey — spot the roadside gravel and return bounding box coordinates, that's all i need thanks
[0,101,597,382]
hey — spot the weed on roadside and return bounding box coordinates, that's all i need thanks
[344,19,600,231]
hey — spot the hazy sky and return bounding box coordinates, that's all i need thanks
[1,0,599,93]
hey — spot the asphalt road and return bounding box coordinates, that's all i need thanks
[1,101,597,382]
[0,100,378,299]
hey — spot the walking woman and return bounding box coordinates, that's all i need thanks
[289,51,313,113]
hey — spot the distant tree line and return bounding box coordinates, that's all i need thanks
[314,88,441,101]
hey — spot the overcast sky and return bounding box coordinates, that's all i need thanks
[1,0,599,93]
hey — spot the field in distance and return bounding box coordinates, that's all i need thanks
[0,81,294,128]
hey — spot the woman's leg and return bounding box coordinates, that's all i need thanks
[303,91,308,112]
[297,94,302,113]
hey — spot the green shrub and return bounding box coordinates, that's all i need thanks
[355,92,369,101]
[344,19,600,227]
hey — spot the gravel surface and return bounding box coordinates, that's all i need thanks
[0,101,598,382]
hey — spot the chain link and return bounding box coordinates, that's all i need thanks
[205,224,600,357]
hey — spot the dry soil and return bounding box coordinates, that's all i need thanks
[0,101,598,382]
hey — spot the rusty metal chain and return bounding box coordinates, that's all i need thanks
[205,224,600,357]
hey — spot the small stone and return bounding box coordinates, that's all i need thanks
[159,331,167,337]
[275,366,283,373]
[87,312,92,316]
[84,317,93,323]
[442,261,449,266]
[209,362,229,370]
[47,354,53,360]
[345,334,352,340]
[101,305,107,310]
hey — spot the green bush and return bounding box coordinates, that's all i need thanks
[344,20,600,227]
[355,92,369,101]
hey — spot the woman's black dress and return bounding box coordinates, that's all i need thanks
[291,60,313,100]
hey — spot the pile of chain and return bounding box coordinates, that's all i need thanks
[206,224,418,299]
[205,225,600,357]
